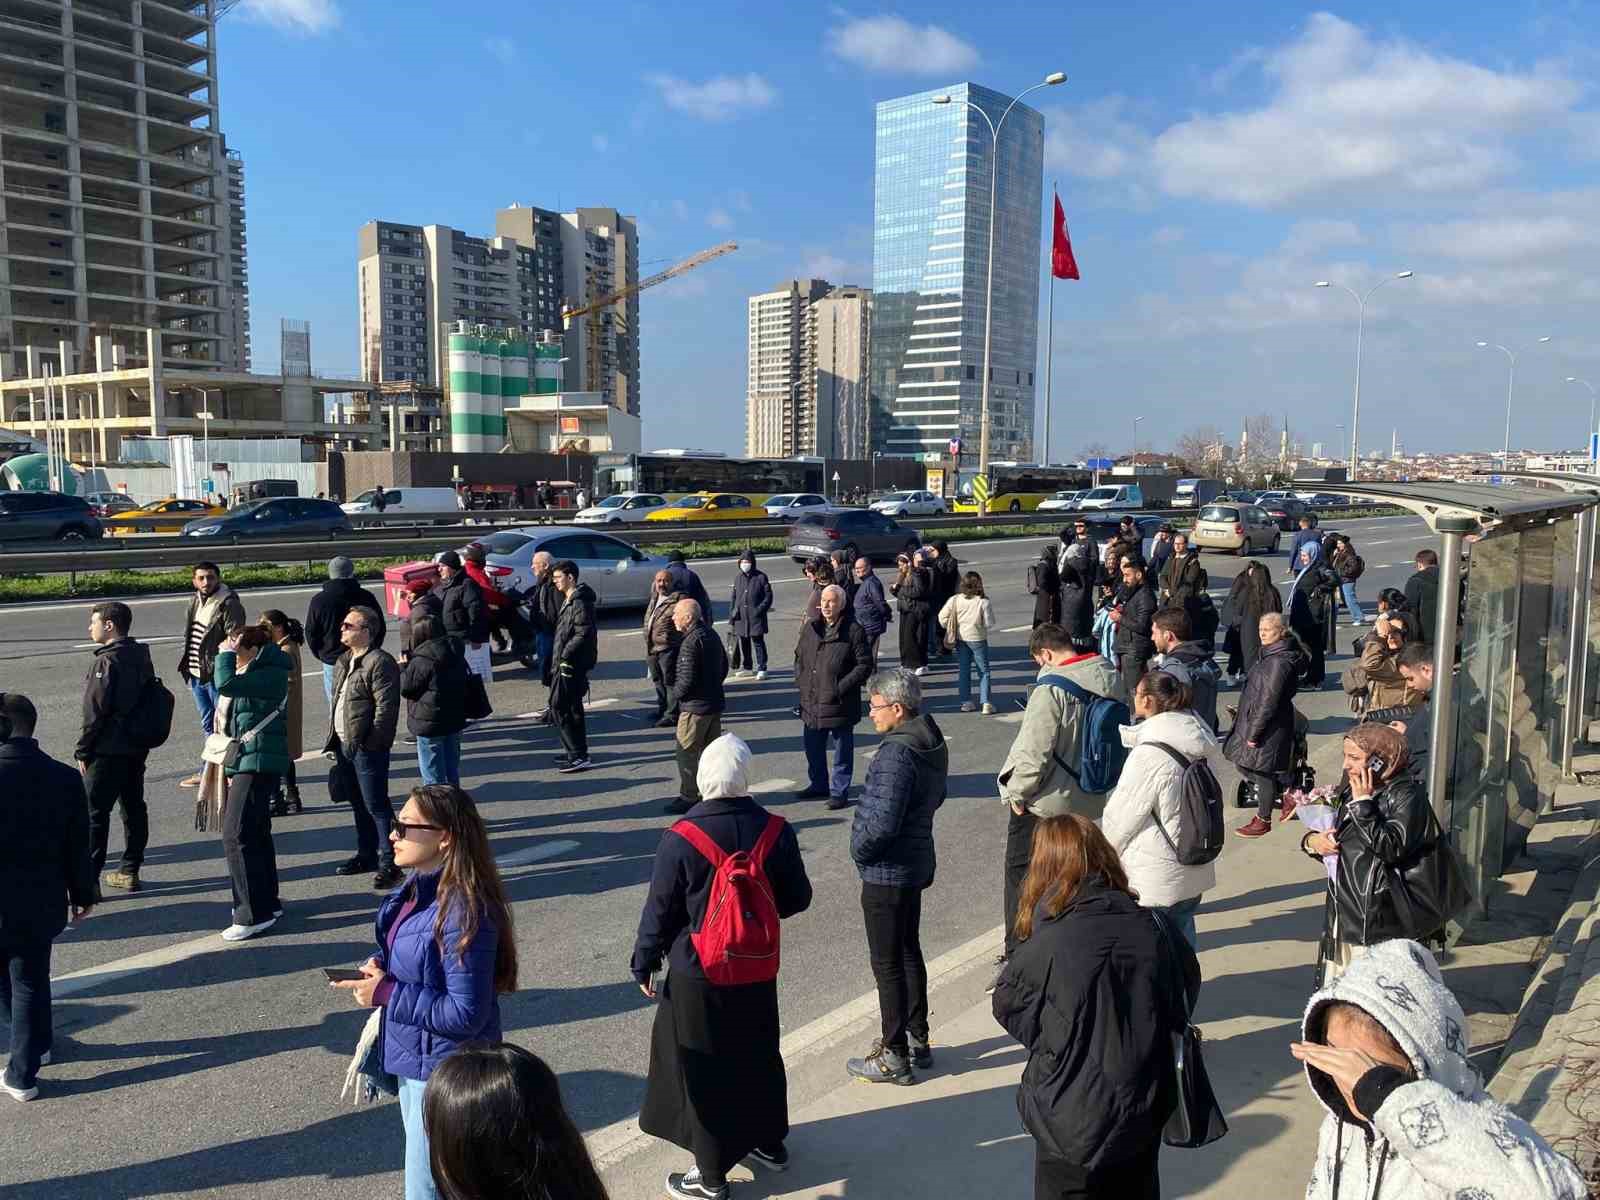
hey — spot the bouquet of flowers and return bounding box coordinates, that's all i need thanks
[1284,785,1342,880]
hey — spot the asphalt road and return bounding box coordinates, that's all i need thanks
[0,514,1434,1197]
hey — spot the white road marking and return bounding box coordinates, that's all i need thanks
[749,776,797,794]
[52,930,226,999]
[609,629,642,638]
[496,838,580,867]
[999,624,1032,633]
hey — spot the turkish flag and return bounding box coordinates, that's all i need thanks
[1051,193,1080,280]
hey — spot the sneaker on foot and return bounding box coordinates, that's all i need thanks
[981,702,995,715]
[1235,816,1272,839]
[558,756,591,774]
[746,1144,789,1173]
[372,865,405,890]
[913,666,928,677]
[909,1037,934,1070]
[102,869,141,892]
[755,670,768,681]
[793,786,829,800]
[826,794,850,811]
[221,915,278,942]
[959,701,977,712]
[1,1073,38,1102]
[666,1167,728,1200]
[846,1041,914,1085]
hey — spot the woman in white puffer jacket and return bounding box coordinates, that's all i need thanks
[1101,668,1222,950]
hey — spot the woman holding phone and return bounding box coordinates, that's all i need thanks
[332,784,518,1200]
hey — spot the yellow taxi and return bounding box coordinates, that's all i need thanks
[104,497,228,534]
[643,492,764,523]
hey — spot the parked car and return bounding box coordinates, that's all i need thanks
[787,509,922,564]
[1259,496,1310,530]
[765,492,838,520]
[473,527,665,609]
[574,492,670,525]
[869,489,946,518]
[1075,483,1145,510]
[104,497,226,534]
[0,491,104,543]
[85,491,139,519]
[1217,490,1259,504]
[644,492,763,523]
[1309,493,1350,508]
[341,486,463,516]
[1036,489,1088,513]
[182,497,351,541]
[1077,514,1167,565]
[1191,502,1282,555]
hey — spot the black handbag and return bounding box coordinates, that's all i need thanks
[1149,910,1228,1149]
[463,673,494,721]
[1384,810,1473,939]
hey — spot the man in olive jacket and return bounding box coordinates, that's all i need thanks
[794,585,871,810]
[325,605,402,889]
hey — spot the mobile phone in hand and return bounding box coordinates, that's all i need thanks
[322,967,366,983]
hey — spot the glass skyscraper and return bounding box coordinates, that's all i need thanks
[870,83,1044,465]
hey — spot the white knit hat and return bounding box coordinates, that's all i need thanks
[697,733,752,800]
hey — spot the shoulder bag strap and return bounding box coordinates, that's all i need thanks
[671,819,727,868]
[751,813,786,867]
[238,696,288,746]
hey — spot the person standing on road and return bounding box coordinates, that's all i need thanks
[1057,531,1098,650]
[1151,607,1220,733]
[177,561,246,786]
[0,693,94,1102]
[1331,535,1366,625]
[306,557,386,705]
[664,550,713,617]
[852,557,891,668]
[802,557,830,625]
[665,599,728,816]
[76,600,154,895]
[794,584,871,809]
[633,734,813,1200]
[729,549,771,680]
[525,551,562,720]
[1102,670,1222,950]
[259,610,306,816]
[830,550,859,612]
[400,614,468,787]
[436,551,489,668]
[333,783,519,1200]
[1222,560,1282,684]
[327,605,404,889]
[550,560,598,775]
[1404,549,1441,646]
[399,578,442,666]
[924,542,960,659]
[1111,556,1158,699]
[993,813,1194,1200]
[1289,541,1338,688]
[212,625,290,942]
[846,668,948,1086]
[1030,544,1061,629]
[646,571,686,726]
[1288,513,1320,575]
[1146,523,1175,582]
[463,544,533,658]
[891,550,933,676]
[1158,533,1208,620]
[1227,612,1300,839]
[1360,613,1421,711]
[939,571,997,714]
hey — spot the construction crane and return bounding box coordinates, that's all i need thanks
[561,241,737,402]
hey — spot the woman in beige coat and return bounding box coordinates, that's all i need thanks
[260,609,305,815]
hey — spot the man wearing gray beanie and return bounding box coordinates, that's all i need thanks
[305,556,385,704]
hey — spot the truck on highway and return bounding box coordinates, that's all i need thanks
[1171,478,1224,509]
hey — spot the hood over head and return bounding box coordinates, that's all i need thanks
[738,548,758,567]
[697,733,752,800]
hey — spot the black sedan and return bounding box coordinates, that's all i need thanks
[1260,496,1310,530]
[787,509,922,564]
[182,497,352,542]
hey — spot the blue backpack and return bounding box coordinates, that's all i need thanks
[1037,675,1131,795]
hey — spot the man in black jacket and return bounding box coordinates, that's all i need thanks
[664,550,712,616]
[437,550,489,658]
[1404,549,1440,646]
[1226,612,1300,838]
[1112,556,1158,698]
[304,557,385,704]
[794,585,872,809]
[76,601,154,894]
[0,694,95,1101]
[550,560,598,774]
[528,549,562,698]
[665,599,728,815]
[326,605,403,890]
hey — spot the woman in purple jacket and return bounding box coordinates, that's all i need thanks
[334,784,518,1200]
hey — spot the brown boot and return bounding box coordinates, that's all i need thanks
[103,868,142,892]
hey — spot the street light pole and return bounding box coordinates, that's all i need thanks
[933,72,1066,492]
[1133,415,1144,463]
[1567,377,1597,461]
[1477,336,1551,464]
[1313,271,1412,482]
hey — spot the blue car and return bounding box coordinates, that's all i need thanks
[183,496,351,541]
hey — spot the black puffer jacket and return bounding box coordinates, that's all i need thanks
[1331,776,1438,946]
[306,577,386,664]
[399,636,468,738]
[440,571,489,647]
[993,877,1194,1171]
[327,646,401,754]
[671,621,728,715]
[552,582,598,676]
[795,613,871,729]
[1112,580,1157,659]
[665,560,712,617]
[76,637,155,760]
[891,563,932,616]
[399,589,442,659]
[1223,635,1299,773]
[850,714,947,888]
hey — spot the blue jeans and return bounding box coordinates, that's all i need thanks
[803,723,855,798]
[329,739,394,866]
[956,639,991,706]
[416,734,461,786]
[322,661,336,706]
[189,678,218,736]
[1341,582,1363,623]
[1155,895,1202,951]
[534,629,554,671]
[397,1075,438,1200]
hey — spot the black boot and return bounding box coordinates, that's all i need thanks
[284,787,303,815]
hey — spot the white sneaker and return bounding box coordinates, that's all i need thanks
[914,666,928,677]
[221,915,278,942]
[982,703,995,715]
[755,670,768,681]
[1,1077,37,1102]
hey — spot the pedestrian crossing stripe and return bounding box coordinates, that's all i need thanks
[971,474,990,509]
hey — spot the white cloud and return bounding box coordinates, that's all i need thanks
[1281,219,1365,256]
[591,133,610,153]
[1401,191,1600,264]
[824,16,979,75]
[484,35,515,64]
[1149,225,1186,246]
[800,251,870,284]
[646,73,776,121]
[1044,96,1152,182]
[235,0,339,34]
[706,208,733,230]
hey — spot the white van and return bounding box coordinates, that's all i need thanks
[342,487,464,516]
[1075,483,1145,510]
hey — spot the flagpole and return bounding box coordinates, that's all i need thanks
[1044,274,1054,466]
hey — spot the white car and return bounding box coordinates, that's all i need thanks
[474,527,665,609]
[1037,489,1087,513]
[870,490,946,517]
[573,492,670,525]
[765,492,838,520]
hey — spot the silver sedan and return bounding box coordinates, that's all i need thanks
[474,526,666,609]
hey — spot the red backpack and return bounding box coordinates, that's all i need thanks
[672,814,786,986]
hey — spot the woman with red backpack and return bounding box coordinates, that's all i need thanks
[632,734,814,1200]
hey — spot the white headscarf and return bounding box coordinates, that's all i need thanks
[697,733,752,800]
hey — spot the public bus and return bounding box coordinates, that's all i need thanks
[951,463,1095,514]
[594,450,826,502]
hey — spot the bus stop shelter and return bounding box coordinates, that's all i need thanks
[1321,480,1599,920]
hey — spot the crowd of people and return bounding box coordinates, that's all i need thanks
[3,523,1584,1200]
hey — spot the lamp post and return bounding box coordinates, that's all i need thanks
[933,71,1066,491]
[1476,336,1551,464]
[196,408,214,499]
[1132,415,1144,463]
[1313,271,1412,483]
[1567,377,1597,463]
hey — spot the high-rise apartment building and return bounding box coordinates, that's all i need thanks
[746,278,829,458]
[0,0,250,377]
[224,144,249,370]
[870,83,1044,462]
[812,285,871,460]
[357,204,639,413]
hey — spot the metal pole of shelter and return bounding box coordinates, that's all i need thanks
[1428,516,1476,825]
[1564,502,1597,775]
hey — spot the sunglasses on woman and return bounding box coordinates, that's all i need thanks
[392,818,443,839]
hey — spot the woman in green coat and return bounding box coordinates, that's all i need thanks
[213,625,291,942]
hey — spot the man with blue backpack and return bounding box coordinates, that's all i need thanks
[995,623,1130,982]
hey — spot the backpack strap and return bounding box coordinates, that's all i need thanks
[751,813,785,868]
[1143,740,1191,856]
[670,819,727,868]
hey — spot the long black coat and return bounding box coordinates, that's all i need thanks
[0,738,95,941]
[439,571,489,647]
[1160,551,1208,610]
[993,877,1194,1172]
[795,614,871,729]
[1405,566,1440,645]
[1031,552,1061,626]
[399,636,468,738]
[1224,636,1299,774]
[1223,571,1282,673]
[729,563,772,638]
[1057,545,1098,642]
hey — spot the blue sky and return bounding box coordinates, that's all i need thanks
[227,2,1599,459]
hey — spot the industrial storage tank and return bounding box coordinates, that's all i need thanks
[448,323,484,453]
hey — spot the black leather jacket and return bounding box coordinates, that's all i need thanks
[1329,776,1434,946]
